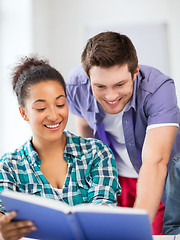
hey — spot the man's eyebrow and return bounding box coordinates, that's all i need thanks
[33,95,65,104]
[93,82,105,86]
[93,80,126,86]
[114,80,127,84]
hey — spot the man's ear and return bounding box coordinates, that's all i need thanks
[86,73,90,81]
[19,106,29,121]
[133,65,139,81]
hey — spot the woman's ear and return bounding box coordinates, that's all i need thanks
[19,106,29,121]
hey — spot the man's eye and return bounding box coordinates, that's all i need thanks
[97,85,105,89]
[116,83,124,87]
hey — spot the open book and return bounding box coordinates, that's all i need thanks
[0,190,153,240]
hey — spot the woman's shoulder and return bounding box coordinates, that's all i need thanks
[64,131,112,155]
[0,139,33,164]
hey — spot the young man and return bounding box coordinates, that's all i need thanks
[66,31,180,234]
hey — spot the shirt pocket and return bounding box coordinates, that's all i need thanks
[18,183,42,196]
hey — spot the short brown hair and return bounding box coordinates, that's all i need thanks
[81,31,138,78]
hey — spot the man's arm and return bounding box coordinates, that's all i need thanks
[134,126,178,222]
[75,116,94,138]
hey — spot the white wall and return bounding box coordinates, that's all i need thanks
[31,0,180,82]
[0,0,33,155]
[31,0,180,132]
[0,0,180,156]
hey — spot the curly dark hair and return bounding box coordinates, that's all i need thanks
[12,55,66,107]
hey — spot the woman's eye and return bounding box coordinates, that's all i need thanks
[37,108,46,112]
[57,104,65,108]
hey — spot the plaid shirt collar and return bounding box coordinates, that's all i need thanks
[23,131,81,167]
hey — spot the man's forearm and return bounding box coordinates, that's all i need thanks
[75,116,93,138]
[134,126,177,222]
[133,160,167,222]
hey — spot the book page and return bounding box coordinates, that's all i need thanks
[72,203,148,215]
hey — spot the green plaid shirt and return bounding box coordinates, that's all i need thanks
[0,131,121,213]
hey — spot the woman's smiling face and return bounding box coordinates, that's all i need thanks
[19,80,69,144]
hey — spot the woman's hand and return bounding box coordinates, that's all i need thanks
[0,211,36,240]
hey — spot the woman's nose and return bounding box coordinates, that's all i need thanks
[47,108,59,121]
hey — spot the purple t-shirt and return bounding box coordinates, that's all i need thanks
[66,65,180,176]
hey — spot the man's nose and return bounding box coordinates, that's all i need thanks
[105,89,118,101]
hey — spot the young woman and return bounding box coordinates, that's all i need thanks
[0,56,121,240]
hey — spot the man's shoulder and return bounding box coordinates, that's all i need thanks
[66,65,89,86]
[138,65,173,92]
[139,65,171,82]
[66,65,94,109]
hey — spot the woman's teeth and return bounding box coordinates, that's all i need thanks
[45,123,59,128]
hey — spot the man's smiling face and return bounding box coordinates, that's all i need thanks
[89,64,139,114]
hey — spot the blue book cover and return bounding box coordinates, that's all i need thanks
[0,190,153,240]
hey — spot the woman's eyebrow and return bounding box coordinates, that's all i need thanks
[56,94,66,100]
[33,99,46,104]
[33,95,65,104]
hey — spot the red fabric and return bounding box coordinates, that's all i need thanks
[117,176,165,235]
